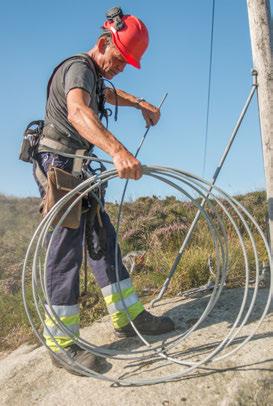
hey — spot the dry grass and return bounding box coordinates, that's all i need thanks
[0,191,268,352]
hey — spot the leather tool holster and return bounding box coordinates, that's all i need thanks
[42,167,85,229]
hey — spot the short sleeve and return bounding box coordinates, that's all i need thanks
[64,61,95,97]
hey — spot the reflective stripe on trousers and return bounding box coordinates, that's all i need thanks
[102,278,144,328]
[43,304,80,352]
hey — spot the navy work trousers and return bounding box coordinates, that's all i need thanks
[33,152,130,306]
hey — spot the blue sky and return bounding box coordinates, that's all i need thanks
[0,1,268,201]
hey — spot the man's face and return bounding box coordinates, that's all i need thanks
[99,41,127,79]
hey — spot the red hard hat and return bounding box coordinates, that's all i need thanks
[103,14,149,69]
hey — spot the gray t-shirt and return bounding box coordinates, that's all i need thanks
[44,54,100,149]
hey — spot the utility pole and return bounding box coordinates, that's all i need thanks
[247,0,273,254]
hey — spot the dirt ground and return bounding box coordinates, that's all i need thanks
[0,288,272,406]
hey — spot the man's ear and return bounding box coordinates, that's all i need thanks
[97,37,108,54]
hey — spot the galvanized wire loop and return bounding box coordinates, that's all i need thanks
[22,165,272,385]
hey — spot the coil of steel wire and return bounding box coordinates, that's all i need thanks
[22,165,273,385]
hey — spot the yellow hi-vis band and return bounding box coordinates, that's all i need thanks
[44,333,80,352]
[45,313,80,328]
[111,301,144,329]
[43,304,80,352]
[104,286,135,306]
[102,278,144,328]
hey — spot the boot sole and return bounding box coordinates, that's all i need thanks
[114,327,175,338]
[50,354,89,377]
[114,329,137,339]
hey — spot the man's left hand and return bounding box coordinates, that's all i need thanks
[137,101,161,128]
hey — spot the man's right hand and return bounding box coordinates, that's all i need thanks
[112,149,143,180]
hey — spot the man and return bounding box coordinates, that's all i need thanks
[34,7,175,375]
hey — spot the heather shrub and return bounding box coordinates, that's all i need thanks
[0,191,268,352]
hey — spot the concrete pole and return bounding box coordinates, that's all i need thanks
[247,0,273,252]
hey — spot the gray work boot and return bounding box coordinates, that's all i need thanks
[49,344,107,376]
[114,310,175,338]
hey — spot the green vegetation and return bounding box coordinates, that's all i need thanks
[0,191,268,352]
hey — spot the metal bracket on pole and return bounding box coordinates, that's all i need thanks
[150,76,258,307]
[252,69,258,85]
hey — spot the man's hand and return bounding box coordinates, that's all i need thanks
[112,149,143,180]
[137,101,161,128]
[104,88,160,127]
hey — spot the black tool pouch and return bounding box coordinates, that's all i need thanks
[19,120,44,163]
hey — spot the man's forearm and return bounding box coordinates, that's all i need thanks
[68,103,127,157]
[104,88,140,108]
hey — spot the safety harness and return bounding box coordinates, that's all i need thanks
[20,53,118,170]
[20,53,118,267]
[39,53,118,160]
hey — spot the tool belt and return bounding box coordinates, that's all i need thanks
[38,123,91,155]
[27,122,104,234]
[19,120,91,167]
[34,123,90,229]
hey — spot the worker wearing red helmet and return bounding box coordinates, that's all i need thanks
[102,11,149,69]
[34,7,175,376]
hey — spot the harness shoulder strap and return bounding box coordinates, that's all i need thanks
[46,53,98,100]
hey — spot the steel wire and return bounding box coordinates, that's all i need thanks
[22,164,272,385]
